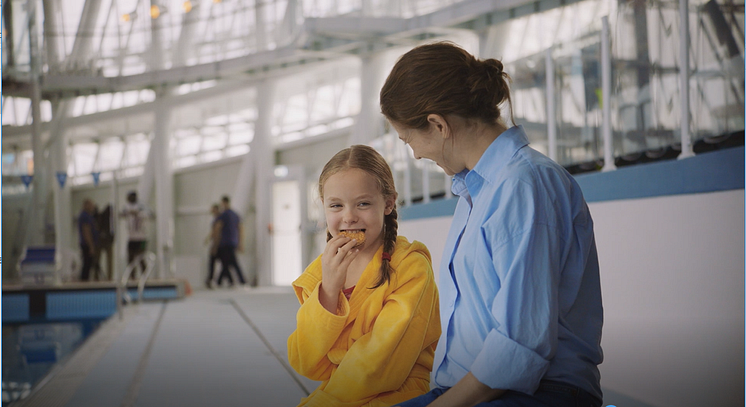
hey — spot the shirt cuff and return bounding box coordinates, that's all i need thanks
[470,329,550,394]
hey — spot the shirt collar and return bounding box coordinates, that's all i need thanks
[451,125,530,195]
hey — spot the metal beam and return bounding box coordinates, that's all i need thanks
[11,0,583,97]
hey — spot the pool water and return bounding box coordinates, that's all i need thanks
[2,318,105,406]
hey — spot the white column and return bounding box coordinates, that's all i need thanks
[351,51,385,146]
[232,149,255,218]
[255,0,268,51]
[403,147,412,207]
[149,0,167,71]
[678,0,694,159]
[51,0,103,280]
[601,16,617,172]
[137,0,169,261]
[27,0,46,247]
[545,47,557,162]
[253,81,276,286]
[137,145,156,205]
[42,0,61,71]
[51,100,73,280]
[152,90,175,279]
[172,0,201,68]
[422,161,430,203]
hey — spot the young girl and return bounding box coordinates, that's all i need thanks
[287,145,441,407]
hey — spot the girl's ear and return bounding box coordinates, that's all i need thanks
[384,194,397,215]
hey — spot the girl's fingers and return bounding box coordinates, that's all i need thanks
[338,238,359,252]
[323,236,349,257]
[326,235,351,252]
[339,247,359,269]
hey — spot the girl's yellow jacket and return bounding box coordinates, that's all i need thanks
[288,236,441,407]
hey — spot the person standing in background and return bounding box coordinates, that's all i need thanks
[213,195,251,287]
[78,199,99,282]
[121,191,149,279]
[96,204,115,280]
[205,203,233,288]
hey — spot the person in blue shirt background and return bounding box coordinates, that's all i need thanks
[381,42,604,407]
[214,195,253,287]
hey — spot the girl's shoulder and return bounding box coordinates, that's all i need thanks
[392,236,431,260]
[293,254,324,290]
[390,236,433,281]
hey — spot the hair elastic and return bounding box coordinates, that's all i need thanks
[382,252,391,261]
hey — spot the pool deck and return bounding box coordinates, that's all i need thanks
[12,287,319,407]
[8,287,662,407]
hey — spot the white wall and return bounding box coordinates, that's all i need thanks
[398,216,452,285]
[399,189,745,407]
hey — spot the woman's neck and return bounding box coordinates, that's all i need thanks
[462,120,508,171]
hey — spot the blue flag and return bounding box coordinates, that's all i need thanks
[56,171,67,188]
[20,175,33,189]
[92,172,101,186]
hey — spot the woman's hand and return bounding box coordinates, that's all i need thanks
[319,235,359,313]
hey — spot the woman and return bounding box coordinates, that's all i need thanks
[380,42,604,407]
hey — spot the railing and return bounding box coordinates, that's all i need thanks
[378,1,744,208]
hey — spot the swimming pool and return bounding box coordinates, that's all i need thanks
[2,318,105,406]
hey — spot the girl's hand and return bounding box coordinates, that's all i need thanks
[319,235,359,313]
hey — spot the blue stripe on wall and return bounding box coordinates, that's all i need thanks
[2,294,30,323]
[399,197,459,221]
[46,291,117,320]
[575,146,744,203]
[399,147,744,221]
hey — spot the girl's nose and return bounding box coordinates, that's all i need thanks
[342,208,358,223]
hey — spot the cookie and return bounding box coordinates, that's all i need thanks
[340,230,365,247]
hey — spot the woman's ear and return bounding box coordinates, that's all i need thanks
[427,114,450,140]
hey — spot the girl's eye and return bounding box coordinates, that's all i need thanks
[329,204,341,208]
[358,202,370,207]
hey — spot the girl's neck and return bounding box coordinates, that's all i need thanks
[344,239,384,288]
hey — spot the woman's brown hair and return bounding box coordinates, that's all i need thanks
[380,41,514,130]
[319,145,398,288]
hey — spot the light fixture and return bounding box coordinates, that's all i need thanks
[150,5,161,19]
[121,12,136,22]
[183,1,193,13]
[213,0,222,3]
[274,166,289,178]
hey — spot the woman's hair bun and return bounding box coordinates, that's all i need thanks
[466,57,511,123]
[483,58,504,78]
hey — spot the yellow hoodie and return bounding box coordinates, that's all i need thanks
[288,236,441,407]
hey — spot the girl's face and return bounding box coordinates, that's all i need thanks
[323,168,394,253]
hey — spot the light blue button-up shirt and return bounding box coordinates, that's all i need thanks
[432,125,603,401]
